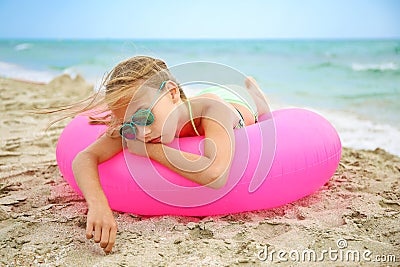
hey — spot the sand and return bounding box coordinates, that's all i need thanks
[0,75,399,266]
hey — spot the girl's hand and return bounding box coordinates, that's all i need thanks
[126,139,151,157]
[86,203,118,254]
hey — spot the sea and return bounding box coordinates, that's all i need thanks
[1,39,399,156]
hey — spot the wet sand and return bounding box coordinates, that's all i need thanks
[0,76,399,266]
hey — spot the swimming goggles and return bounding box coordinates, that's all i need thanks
[119,81,167,140]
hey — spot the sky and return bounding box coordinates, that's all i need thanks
[0,0,399,39]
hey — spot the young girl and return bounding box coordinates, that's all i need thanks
[48,55,270,253]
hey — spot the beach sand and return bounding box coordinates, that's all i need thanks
[0,76,399,266]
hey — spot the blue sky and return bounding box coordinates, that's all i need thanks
[0,0,399,39]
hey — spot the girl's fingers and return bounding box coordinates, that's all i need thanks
[86,221,94,239]
[104,226,117,253]
[94,224,102,243]
[100,226,110,249]
[85,212,117,253]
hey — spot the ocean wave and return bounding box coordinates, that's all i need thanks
[14,43,33,51]
[306,107,400,156]
[351,62,399,72]
[307,61,337,70]
[269,100,400,156]
[0,61,56,83]
[336,92,395,100]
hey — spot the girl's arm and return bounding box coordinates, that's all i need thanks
[131,98,236,189]
[72,134,122,253]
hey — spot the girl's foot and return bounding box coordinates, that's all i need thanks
[245,76,270,117]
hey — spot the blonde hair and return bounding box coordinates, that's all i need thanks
[43,55,187,138]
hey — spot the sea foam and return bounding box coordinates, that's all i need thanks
[351,62,398,72]
[307,107,400,156]
[0,61,56,83]
[14,43,33,51]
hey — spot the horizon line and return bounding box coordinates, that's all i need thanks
[1,37,400,41]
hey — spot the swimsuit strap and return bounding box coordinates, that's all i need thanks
[234,107,245,129]
[187,99,201,136]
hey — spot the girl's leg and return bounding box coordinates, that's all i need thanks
[245,76,271,118]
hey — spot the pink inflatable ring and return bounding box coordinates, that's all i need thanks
[56,108,341,216]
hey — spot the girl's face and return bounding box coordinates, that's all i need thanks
[116,81,182,144]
